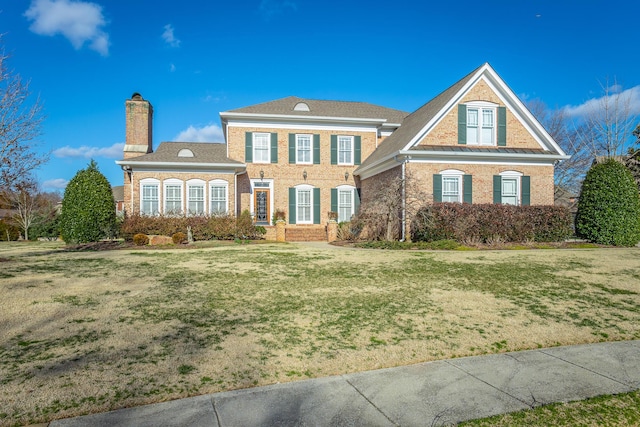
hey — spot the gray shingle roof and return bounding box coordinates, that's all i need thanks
[357,65,482,171]
[122,142,243,165]
[111,185,124,201]
[410,145,547,154]
[227,96,409,124]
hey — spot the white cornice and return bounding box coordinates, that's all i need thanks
[220,111,389,126]
[116,160,246,173]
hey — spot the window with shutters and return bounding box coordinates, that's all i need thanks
[467,104,495,145]
[296,134,312,164]
[338,136,353,165]
[297,187,312,224]
[442,176,461,202]
[253,133,270,163]
[338,189,354,222]
[494,171,529,206]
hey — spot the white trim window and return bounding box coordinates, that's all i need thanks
[187,179,205,216]
[296,184,313,224]
[467,102,496,145]
[296,134,312,164]
[499,171,522,206]
[209,179,228,215]
[338,135,353,165]
[140,178,160,216]
[440,169,464,203]
[253,132,270,163]
[164,179,183,215]
[336,185,356,223]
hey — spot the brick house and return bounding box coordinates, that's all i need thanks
[116,63,568,241]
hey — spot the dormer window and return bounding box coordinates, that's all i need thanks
[294,102,310,112]
[178,148,194,157]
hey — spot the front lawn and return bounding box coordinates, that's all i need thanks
[0,242,639,425]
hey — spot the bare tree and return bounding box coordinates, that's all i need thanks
[0,39,46,192]
[573,78,638,158]
[2,180,56,240]
[355,168,426,241]
[527,99,592,196]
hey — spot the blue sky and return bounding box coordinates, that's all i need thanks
[1,0,639,191]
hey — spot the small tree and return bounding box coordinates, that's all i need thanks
[3,180,51,241]
[60,160,116,243]
[575,159,640,246]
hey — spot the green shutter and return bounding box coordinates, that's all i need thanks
[330,135,337,165]
[354,136,361,165]
[288,134,296,164]
[270,133,278,163]
[497,106,507,146]
[433,174,442,202]
[463,174,473,204]
[313,188,321,224]
[331,188,338,213]
[313,135,320,164]
[493,176,502,204]
[245,132,253,163]
[458,105,467,145]
[354,188,361,213]
[288,188,296,224]
[521,176,531,206]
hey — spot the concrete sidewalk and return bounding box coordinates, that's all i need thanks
[49,340,640,427]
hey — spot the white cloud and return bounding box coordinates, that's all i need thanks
[25,0,110,56]
[53,142,125,159]
[173,124,224,142]
[563,85,640,118]
[42,178,69,190]
[162,24,181,47]
[169,63,176,72]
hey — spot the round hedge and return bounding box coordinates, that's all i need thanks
[60,160,117,243]
[575,159,640,246]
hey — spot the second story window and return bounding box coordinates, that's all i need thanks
[253,133,270,163]
[467,107,495,145]
[338,136,353,165]
[296,134,312,164]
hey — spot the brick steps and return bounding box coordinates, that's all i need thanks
[285,226,327,242]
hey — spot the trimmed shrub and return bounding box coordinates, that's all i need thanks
[120,213,263,242]
[411,203,572,244]
[132,233,149,246]
[575,159,640,246]
[59,160,117,243]
[172,232,187,244]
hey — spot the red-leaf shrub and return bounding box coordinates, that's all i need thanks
[411,203,572,243]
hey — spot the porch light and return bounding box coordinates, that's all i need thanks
[303,170,307,180]
[260,170,264,180]
[344,171,349,181]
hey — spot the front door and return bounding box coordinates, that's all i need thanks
[254,189,270,224]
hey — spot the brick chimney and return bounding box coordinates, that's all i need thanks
[123,93,153,159]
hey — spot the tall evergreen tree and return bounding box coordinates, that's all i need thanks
[60,160,116,243]
[575,159,640,246]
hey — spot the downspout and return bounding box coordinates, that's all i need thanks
[129,170,134,214]
[394,155,407,242]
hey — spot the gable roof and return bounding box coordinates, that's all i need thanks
[221,96,408,125]
[356,63,569,178]
[116,142,245,170]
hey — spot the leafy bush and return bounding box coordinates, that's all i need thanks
[30,212,60,241]
[133,233,149,246]
[172,232,187,244]
[575,159,640,246]
[411,203,572,244]
[59,160,117,243]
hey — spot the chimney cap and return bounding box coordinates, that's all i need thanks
[131,92,143,100]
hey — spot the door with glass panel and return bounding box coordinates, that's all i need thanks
[254,189,270,224]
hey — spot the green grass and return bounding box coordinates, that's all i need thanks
[460,390,640,426]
